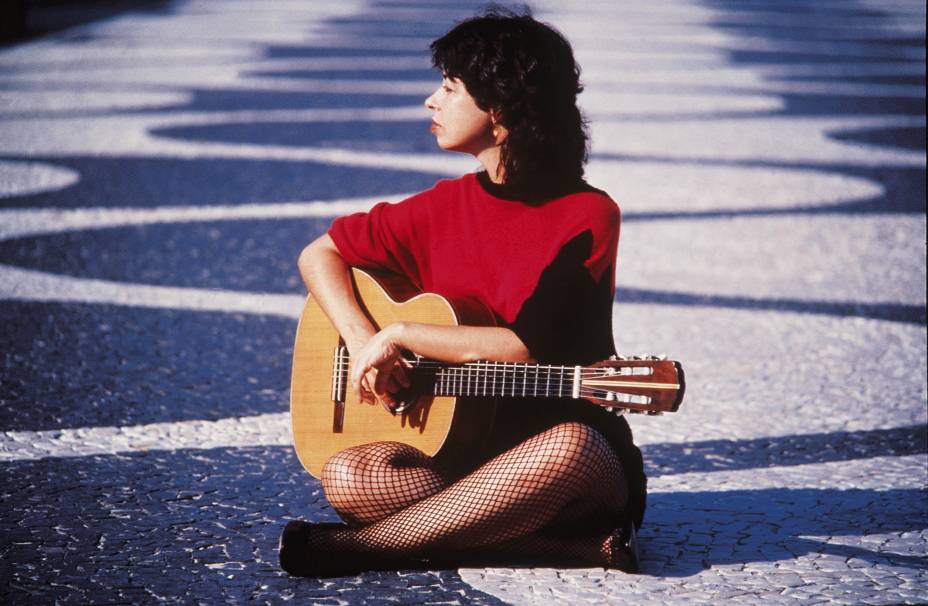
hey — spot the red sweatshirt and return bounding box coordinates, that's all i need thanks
[328,170,646,529]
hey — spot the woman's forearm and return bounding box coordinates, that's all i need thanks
[297,234,377,354]
[299,234,533,365]
[386,322,533,364]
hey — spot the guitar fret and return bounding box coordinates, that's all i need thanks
[510,363,516,397]
[482,361,487,396]
[545,365,551,397]
[558,366,564,398]
[533,364,538,397]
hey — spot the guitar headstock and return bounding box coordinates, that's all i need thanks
[579,355,685,415]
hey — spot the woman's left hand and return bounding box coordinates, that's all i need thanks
[349,323,412,413]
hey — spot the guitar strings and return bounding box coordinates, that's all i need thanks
[336,353,661,369]
[334,354,658,377]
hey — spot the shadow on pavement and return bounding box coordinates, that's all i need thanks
[643,486,927,576]
[1,0,173,45]
[643,424,928,476]
[618,286,927,325]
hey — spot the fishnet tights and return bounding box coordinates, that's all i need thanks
[315,421,628,568]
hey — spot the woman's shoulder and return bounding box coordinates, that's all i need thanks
[554,184,620,229]
[567,182,619,211]
[383,175,473,215]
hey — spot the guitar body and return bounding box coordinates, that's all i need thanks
[290,268,498,479]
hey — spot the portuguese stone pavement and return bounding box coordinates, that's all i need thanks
[0,0,925,603]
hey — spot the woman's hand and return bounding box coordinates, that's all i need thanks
[348,323,412,413]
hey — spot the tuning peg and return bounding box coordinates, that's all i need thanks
[605,407,613,412]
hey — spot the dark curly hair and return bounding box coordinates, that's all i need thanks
[430,8,588,198]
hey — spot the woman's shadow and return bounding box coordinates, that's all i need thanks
[634,424,928,576]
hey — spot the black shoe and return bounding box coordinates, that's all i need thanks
[279,520,386,577]
[608,520,640,573]
[279,520,314,576]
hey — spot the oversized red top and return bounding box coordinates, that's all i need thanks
[328,171,646,529]
[328,171,620,365]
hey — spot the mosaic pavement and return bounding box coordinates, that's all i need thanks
[1,0,926,603]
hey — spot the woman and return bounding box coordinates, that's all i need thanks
[281,9,645,576]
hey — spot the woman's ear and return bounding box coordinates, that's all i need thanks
[490,111,509,145]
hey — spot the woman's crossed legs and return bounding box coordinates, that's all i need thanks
[281,421,632,575]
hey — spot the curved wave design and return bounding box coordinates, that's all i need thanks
[0,0,924,603]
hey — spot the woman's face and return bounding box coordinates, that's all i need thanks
[425,76,495,156]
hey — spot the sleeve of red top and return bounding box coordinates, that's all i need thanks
[327,189,432,282]
[586,198,621,284]
[509,197,621,364]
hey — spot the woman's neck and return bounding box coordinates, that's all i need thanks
[475,145,504,184]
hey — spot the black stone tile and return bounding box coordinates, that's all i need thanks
[0,446,508,605]
[151,119,438,155]
[0,156,441,210]
[1,301,294,432]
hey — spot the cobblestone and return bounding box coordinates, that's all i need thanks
[1,0,926,604]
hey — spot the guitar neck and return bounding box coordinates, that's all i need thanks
[330,346,683,413]
[412,359,581,399]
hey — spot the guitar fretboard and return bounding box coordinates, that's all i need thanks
[413,360,575,399]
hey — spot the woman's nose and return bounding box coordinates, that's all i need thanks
[424,89,438,110]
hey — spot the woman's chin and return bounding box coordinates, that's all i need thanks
[434,137,455,151]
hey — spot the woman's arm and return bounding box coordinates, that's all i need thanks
[297,233,378,356]
[298,233,532,409]
[385,321,531,365]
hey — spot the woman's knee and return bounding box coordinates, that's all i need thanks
[543,422,626,503]
[321,442,432,497]
[321,441,444,525]
[541,422,612,458]
[323,442,391,491]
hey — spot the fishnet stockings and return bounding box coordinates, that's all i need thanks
[312,421,628,569]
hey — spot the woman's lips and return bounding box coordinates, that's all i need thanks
[430,121,440,133]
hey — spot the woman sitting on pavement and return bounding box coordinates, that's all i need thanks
[281,8,646,576]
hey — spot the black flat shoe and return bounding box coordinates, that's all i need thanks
[608,520,640,573]
[279,520,312,576]
[279,520,353,577]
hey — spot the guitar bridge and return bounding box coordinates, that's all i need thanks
[331,344,349,432]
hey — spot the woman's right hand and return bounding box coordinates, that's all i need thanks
[347,324,412,414]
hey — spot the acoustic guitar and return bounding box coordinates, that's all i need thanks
[290,268,685,478]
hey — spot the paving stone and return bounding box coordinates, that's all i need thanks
[1,0,926,605]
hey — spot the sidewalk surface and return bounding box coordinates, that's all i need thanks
[1,0,926,604]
